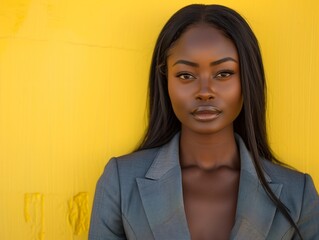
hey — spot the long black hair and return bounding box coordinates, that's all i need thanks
[137,4,302,239]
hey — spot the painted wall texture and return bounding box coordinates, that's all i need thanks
[0,0,318,239]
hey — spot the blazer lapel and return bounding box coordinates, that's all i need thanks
[136,133,283,240]
[230,135,283,240]
[136,133,191,240]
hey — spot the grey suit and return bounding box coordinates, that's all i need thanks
[89,133,319,239]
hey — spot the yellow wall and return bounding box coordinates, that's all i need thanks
[0,0,318,239]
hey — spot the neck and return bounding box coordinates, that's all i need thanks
[179,127,240,170]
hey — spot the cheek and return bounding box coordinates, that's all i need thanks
[167,79,174,100]
[230,86,242,102]
[168,79,181,104]
[220,80,242,110]
[168,79,188,116]
[168,87,181,113]
[229,83,243,112]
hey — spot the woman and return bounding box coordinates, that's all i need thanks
[89,4,319,240]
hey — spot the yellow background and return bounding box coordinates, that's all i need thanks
[0,0,318,239]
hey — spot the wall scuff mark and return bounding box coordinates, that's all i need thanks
[68,192,89,235]
[24,193,45,240]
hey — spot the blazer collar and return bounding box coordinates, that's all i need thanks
[230,134,283,239]
[136,133,191,239]
[137,132,282,240]
[144,133,181,180]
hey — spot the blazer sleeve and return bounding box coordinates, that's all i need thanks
[293,174,319,240]
[89,158,127,240]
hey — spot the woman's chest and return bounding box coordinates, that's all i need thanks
[182,167,240,240]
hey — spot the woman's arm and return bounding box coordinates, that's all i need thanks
[293,174,319,239]
[89,158,127,240]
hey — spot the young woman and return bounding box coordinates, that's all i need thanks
[89,4,319,240]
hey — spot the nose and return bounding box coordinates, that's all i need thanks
[195,77,215,101]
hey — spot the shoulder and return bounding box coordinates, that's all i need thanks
[116,147,160,163]
[106,147,161,179]
[262,160,319,237]
[261,159,312,197]
[262,160,305,186]
[263,160,319,195]
[262,159,319,215]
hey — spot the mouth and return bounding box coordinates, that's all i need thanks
[191,106,222,122]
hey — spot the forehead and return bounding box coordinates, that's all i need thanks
[168,24,238,61]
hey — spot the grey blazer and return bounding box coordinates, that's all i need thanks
[89,133,319,240]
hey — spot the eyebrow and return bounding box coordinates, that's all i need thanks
[172,57,238,67]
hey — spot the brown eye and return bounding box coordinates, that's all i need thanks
[177,73,196,80]
[215,70,234,79]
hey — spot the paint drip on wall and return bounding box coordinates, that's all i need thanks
[68,192,89,235]
[24,193,45,240]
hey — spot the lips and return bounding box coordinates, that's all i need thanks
[191,106,222,121]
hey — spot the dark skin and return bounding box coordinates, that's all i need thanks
[167,24,242,240]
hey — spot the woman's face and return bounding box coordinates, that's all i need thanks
[167,24,243,135]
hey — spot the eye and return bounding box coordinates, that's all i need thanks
[176,73,196,80]
[215,70,234,79]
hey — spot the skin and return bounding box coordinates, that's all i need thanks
[167,23,243,240]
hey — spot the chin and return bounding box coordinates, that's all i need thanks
[183,124,233,136]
